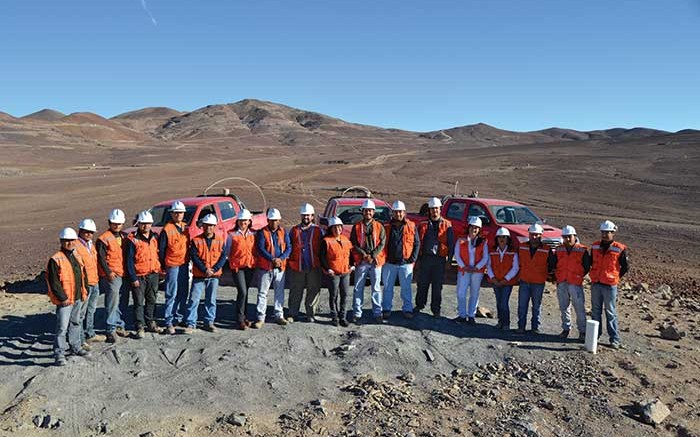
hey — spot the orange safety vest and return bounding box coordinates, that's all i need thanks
[554,243,588,286]
[75,240,98,286]
[256,227,288,271]
[323,235,353,275]
[383,220,417,262]
[46,250,88,306]
[97,230,124,277]
[288,225,322,271]
[456,237,487,273]
[162,222,189,267]
[518,243,550,284]
[228,229,256,271]
[352,220,386,266]
[191,232,226,278]
[488,248,518,286]
[589,240,626,286]
[128,232,161,276]
[418,218,452,257]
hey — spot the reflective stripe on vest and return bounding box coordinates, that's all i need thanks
[589,240,626,286]
[256,227,287,271]
[518,244,550,284]
[418,218,452,257]
[352,220,386,266]
[75,241,98,286]
[163,222,189,267]
[554,244,587,286]
[128,232,161,276]
[46,251,87,305]
[323,235,352,275]
[228,229,256,271]
[97,230,124,277]
[192,232,225,277]
[288,225,321,271]
[488,250,518,285]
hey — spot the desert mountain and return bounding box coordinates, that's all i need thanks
[112,107,183,133]
[21,108,65,122]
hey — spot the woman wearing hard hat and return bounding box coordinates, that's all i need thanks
[227,209,257,330]
[320,216,355,326]
[487,227,519,330]
[454,216,489,325]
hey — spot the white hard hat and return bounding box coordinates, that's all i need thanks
[78,218,97,233]
[495,227,510,237]
[528,223,544,234]
[428,197,442,208]
[267,208,282,220]
[171,200,186,213]
[59,227,78,240]
[328,216,343,227]
[561,225,577,236]
[136,210,154,224]
[467,216,482,228]
[600,220,617,232]
[361,199,376,210]
[300,203,315,215]
[201,214,218,225]
[392,200,406,211]
[108,208,126,224]
[237,209,252,220]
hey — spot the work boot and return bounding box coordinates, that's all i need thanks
[86,334,106,343]
[514,328,526,335]
[339,319,349,327]
[403,312,414,320]
[183,326,195,335]
[531,328,541,335]
[252,320,264,329]
[349,314,362,325]
[166,325,176,335]
[115,326,128,337]
[73,348,91,357]
[55,356,67,367]
[452,317,467,324]
[578,332,586,342]
[307,315,317,323]
[276,318,289,326]
[374,315,384,324]
[244,320,252,328]
[202,323,217,333]
[412,306,423,314]
[432,311,441,318]
[105,332,118,343]
[610,341,623,350]
[331,318,340,327]
[286,316,295,323]
[136,328,146,339]
[466,317,476,326]
[81,343,92,352]
[146,322,163,334]
[238,321,248,331]
[382,311,391,319]
[559,329,570,338]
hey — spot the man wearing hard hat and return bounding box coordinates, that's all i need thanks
[350,199,386,324]
[589,220,629,349]
[287,203,323,323]
[159,200,190,335]
[226,209,257,330]
[381,200,420,319]
[454,216,489,325]
[516,223,554,335]
[184,214,229,334]
[125,211,163,338]
[551,225,591,341]
[75,218,104,348]
[96,209,128,343]
[320,216,355,326]
[414,197,454,317]
[253,208,291,328]
[46,228,91,366]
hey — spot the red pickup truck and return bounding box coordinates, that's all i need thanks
[318,187,393,238]
[407,195,562,248]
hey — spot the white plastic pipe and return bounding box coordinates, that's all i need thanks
[585,320,600,354]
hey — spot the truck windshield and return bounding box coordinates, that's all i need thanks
[489,205,541,225]
[150,205,197,227]
[335,205,392,224]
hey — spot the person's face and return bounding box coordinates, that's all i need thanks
[300,214,313,226]
[429,207,440,219]
[468,225,480,238]
[563,234,577,247]
[393,210,406,221]
[109,221,123,232]
[237,219,250,231]
[138,222,152,235]
[331,224,342,237]
[496,235,508,248]
[202,223,216,236]
[362,208,375,221]
[78,229,94,241]
[60,239,75,251]
[171,211,185,223]
[268,219,280,230]
[601,230,615,242]
[529,233,542,245]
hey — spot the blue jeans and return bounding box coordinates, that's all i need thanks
[99,276,125,333]
[185,277,219,327]
[55,302,83,358]
[353,262,382,318]
[517,281,545,330]
[79,284,100,342]
[257,268,286,321]
[163,264,190,327]
[591,282,620,344]
[381,263,414,313]
[493,285,513,328]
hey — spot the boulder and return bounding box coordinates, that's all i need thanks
[634,398,670,425]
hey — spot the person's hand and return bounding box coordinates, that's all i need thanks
[363,254,372,263]
[327,269,335,276]
[59,299,69,306]
[350,266,355,272]
[205,268,214,277]
[132,280,140,288]
[108,272,117,281]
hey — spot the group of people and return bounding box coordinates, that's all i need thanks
[46,196,629,366]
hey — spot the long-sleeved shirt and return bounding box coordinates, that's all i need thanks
[590,240,629,278]
[455,236,489,271]
[125,231,159,283]
[96,230,125,277]
[385,220,420,265]
[487,246,520,281]
[420,218,455,260]
[255,227,292,263]
[47,248,87,303]
[349,220,386,260]
[548,245,592,275]
[190,234,230,274]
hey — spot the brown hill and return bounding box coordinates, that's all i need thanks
[53,112,148,142]
[21,108,66,122]
[111,107,183,133]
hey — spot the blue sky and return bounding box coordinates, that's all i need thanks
[1,0,699,132]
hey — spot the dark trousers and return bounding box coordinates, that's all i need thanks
[131,273,159,329]
[328,273,350,320]
[232,268,255,322]
[494,285,513,327]
[415,255,446,314]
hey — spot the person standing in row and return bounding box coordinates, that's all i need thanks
[287,203,323,323]
[551,225,591,341]
[97,208,128,343]
[184,214,229,334]
[159,200,190,335]
[320,217,354,326]
[487,227,519,330]
[590,220,629,349]
[46,228,90,366]
[254,208,291,328]
[125,211,162,338]
[454,217,489,325]
[414,197,454,317]
[227,209,257,330]
[381,200,420,319]
[350,199,386,324]
[516,223,553,335]
[74,218,103,348]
